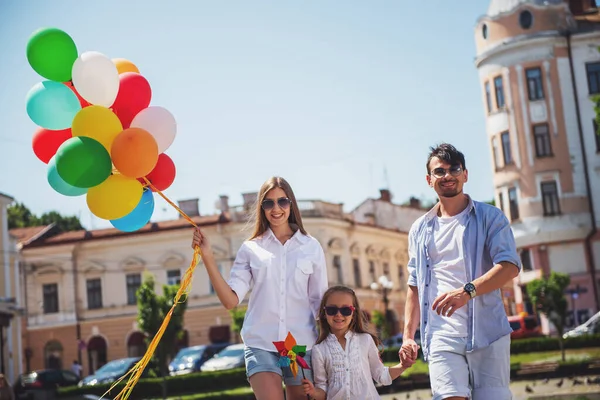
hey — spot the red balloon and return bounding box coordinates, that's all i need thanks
[111,72,152,128]
[139,153,176,191]
[32,128,72,164]
[63,81,90,108]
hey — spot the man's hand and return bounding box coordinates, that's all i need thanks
[432,288,470,317]
[399,338,420,367]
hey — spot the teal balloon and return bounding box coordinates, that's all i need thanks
[110,189,155,232]
[47,156,88,197]
[26,81,81,130]
[55,137,111,188]
[27,27,78,82]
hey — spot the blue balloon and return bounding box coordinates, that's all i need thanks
[110,189,154,232]
[47,156,88,196]
[26,81,81,130]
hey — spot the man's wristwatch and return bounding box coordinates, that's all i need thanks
[464,282,477,298]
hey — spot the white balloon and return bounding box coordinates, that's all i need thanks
[131,106,177,153]
[72,51,119,107]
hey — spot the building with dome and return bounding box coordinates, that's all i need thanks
[475,0,600,331]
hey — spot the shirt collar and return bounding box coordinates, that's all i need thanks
[424,195,476,223]
[327,330,354,342]
[261,227,310,244]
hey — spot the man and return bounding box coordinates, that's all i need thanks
[400,143,520,400]
[71,360,82,378]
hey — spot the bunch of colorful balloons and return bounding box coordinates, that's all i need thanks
[26,27,178,232]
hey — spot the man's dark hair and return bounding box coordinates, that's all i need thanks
[426,143,466,174]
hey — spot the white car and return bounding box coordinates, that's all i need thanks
[200,344,245,372]
[563,311,600,339]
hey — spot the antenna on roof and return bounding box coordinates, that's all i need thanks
[383,163,390,189]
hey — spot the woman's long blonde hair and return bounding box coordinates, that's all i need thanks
[316,285,382,349]
[248,176,307,240]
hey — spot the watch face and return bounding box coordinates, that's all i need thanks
[465,283,475,292]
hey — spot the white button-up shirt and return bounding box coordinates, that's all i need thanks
[312,332,392,400]
[227,228,328,351]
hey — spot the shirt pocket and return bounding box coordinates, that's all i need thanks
[294,258,314,285]
[250,256,272,284]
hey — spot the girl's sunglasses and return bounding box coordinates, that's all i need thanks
[261,197,291,210]
[324,305,355,317]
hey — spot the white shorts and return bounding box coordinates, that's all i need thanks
[428,334,511,400]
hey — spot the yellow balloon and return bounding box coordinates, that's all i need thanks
[87,174,142,220]
[112,58,140,74]
[72,106,123,151]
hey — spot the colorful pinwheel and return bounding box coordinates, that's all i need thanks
[273,332,310,379]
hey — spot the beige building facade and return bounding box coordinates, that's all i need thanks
[475,0,600,331]
[15,191,419,376]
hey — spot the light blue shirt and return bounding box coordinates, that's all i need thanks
[407,197,521,361]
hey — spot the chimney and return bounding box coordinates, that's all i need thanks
[409,197,421,209]
[242,192,258,211]
[219,195,229,213]
[379,189,392,203]
[178,198,200,218]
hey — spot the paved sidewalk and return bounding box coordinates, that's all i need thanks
[381,376,600,400]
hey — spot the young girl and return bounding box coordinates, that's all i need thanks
[191,176,328,400]
[302,286,406,399]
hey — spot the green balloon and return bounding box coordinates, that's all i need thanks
[55,137,112,188]
[27,27,78,82]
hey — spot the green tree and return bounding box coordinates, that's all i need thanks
[137,273,188,377]
[228,307,246,343]
[526,272,570,361]
[371,310,391,340]
[7,202,83,232]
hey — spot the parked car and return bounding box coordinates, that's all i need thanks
[169,342,231,376]
[382,330,421,349]
[13,369,80,399]
[78,357,141,387]
[563,311,600,339]
[508,314,543,340]
[200,344,245,372]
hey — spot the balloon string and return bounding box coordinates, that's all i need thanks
[103,178,201,400]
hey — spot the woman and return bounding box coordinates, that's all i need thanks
[0,374,14,400]
[192,176,328,400]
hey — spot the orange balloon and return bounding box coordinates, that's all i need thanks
[111,128,158,178]
[112,58,140,75]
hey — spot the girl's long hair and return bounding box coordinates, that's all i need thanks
[316,285,382,349]
[248,176,307,240]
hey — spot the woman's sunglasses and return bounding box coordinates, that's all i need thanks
[261,197,291,210]
[324,305,355,317]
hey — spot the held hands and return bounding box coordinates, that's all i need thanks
[399,338,420,368]
[302,378,315,399]
[191,228,213,260]
[431,288,471,317]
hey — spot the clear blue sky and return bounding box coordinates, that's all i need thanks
[0,0,491,230]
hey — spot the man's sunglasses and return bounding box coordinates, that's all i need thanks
[430,165,463,179]
[261,197,291,210]
[324,305,355,317]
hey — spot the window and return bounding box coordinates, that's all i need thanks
[126,274,141,305]
[593,120,600,153]
[397,264,405,290]
[209,264,223,294]
[492,137,501,169]
[494,76,505,108]
[541,181,561,216]
[352,259,362,288]
[368,260,376,283]
[519,10,533,29]
[382,262,389,277]
[586,62,600,94]
[86,278,103,310]
[167,269,181,286]
[498,192,505,213]
[533,124,552,157]
[482,24,488,39]
[521,249,533,272]
[43,283,59,314]
[333,255,343,284]
[526,68,544,100]
[501,132,513,165]
[485,82,492,112]
[508,187,520,221]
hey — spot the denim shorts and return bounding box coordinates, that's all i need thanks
[243,346,313,386]
[428,333,511,400]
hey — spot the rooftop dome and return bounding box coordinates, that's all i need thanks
[487,0,564,18]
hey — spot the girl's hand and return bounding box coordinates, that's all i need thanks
[191,228,213,259]
[302,378,315,397]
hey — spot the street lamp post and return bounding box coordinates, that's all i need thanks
[371,275,394,336]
